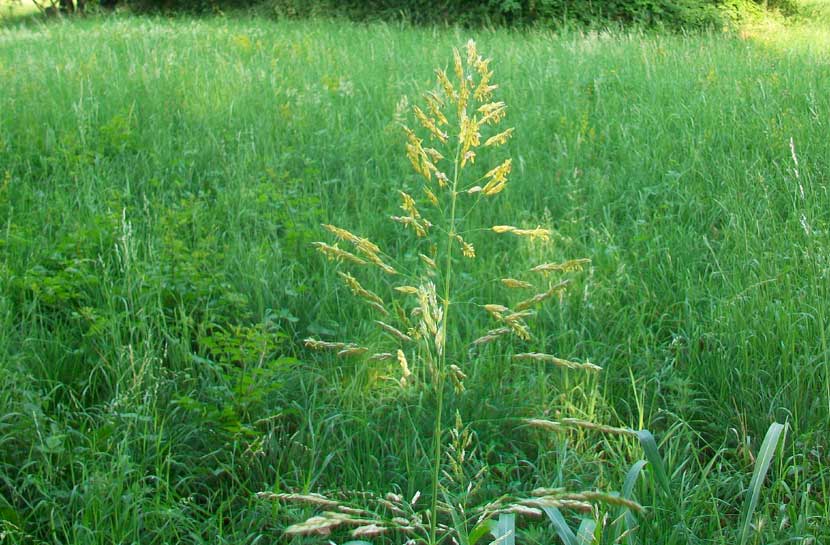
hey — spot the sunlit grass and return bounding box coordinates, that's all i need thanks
[0,7,829,544]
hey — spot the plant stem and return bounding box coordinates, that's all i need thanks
[429,138,462,545]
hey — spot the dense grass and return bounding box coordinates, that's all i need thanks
[1,6,829,544]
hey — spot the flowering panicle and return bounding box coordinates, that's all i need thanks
[284,40,632,545]
[531,258,591,274]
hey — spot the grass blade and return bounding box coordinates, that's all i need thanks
[636,430,671,497]
[576,518,596,544]
[489,513,516,545]
[613,459,649,544]
[543,506,578,545]
[738,422,787,545]
[622,459,649,498]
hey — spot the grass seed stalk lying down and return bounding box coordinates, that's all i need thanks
[268,40,637,543]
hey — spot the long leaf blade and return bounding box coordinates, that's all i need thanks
[543,506,578,545]
[636,429,671,497]
[738,422,786,545]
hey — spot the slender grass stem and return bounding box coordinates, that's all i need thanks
[430,135,463,545]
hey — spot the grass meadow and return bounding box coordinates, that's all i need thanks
[1,5,829,544]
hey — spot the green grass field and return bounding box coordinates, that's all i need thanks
[1,4,829,544]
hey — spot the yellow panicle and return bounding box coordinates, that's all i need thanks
[472,326,511,346]
[337,272,388,315]
[423,186,439,207]
[413,105,448,143]
[483,303,509,315]
[455,235,475,258]
[452,48,465,86]
[375,320,414,343]
[514,280,570,311]
[484,127,514,147]
[425,91,448,126]
[419,253,437,270]
[435,69,456,103]
[491,225,551,241]
[305,338,368,357]
[465,39,478,65]
[404,126,436,181]
[459,114,481,166]
[501,278,533,289]
[322,224,382,255]
[530,258,592,274]
[395,285,419,295]
[525,418,635,436]
[368,352,395,361]
[337,346,369,357]
[313,242,368,266]
[478,101,507,125]
[399,191,421,219]
[514,353,603,373]
[424,147,444,163]
[481,158,512,196]
[391,215,431,237]
[449,364,466,393]
[397,349,412,387]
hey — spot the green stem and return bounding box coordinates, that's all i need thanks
[429,138,462,545]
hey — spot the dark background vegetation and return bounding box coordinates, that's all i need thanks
[49,0,800,27]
